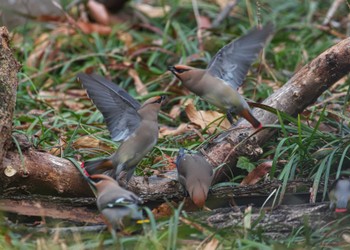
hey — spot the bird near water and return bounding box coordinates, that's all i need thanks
[77,73,165,181]
[168,22,274,129]
[176,148,214,208]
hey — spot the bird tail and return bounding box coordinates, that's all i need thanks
[240,109,262,129]
[83,158,113,176]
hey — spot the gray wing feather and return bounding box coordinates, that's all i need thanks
[77,73,142,142]
[207,22,274,89]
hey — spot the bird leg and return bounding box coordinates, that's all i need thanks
[226,111,235,125]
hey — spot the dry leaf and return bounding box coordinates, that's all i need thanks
[240,161,272,186]
[168,99,192,119]
[153,154,176,171]
[134,3,170,18]
[151,203,173,219]
[27,33,51,68]
[38,89,87,111]
[73,136,113,151]
[203,238,219,250]
[50,136,113,156]
[76,20,112,35]
[185,101,230,134]
[159,124,197,138]
[87,0,110,25]
[128,68,148,96]
[199,15,211,30]
[342,233,350,243]
[169,104,182,119]
[118,31,133,48]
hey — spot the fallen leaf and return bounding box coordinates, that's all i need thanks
[240,161,272,186]
[73,136,113,152]
[87,0,110,25]
[153,154,176,171]
[151,202,173,219]
[118,31,133,48]
[169,104,182,119]
[203,238,219,250]
[199,15,211,30]
[128,68,148,96]
[185,101,230,134]
[134,3,170,18]
[342,233,350,243]
[168,99,193,119]
[50,135,113,156]
[38,89,86,111]
[27,33,51,68]
[76,20,112,35]
[159,123,198,138]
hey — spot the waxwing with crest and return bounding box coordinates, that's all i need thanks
[176,148,214,208]
[77,73,166,181]
[168,22,274,128]
[87,174,143,230]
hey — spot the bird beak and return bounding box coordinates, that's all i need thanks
[167,66,176,74]
[160,95,166,103]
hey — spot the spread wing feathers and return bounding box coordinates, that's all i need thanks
[77,73,142,142]
[207,22,274,89]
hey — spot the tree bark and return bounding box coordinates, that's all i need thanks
[0,27,21,165]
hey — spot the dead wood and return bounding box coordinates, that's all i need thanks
[0,27,21,165]
[0,198,102,224]
[1,146,92,197]
[202,203,334,239]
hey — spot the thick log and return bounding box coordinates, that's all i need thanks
[0,27,21,165]
[1,148,92,197]
[202,203,332,238]
[0,198,102,224]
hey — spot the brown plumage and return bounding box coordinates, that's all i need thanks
[88,174,143,230]
[168,22,274,128]
[176,148,214,208]
[77,73,165,181]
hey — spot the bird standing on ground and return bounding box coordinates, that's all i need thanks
[168,22,274,128]
[329,176,350,213]
[87,174,143,230]
[176,148,214,208]
[77,73,165,181]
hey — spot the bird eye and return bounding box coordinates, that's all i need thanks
[153,96,165,104]
[175,68,189,73]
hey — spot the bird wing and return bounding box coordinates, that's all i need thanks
[77,73,142,142]
[207,22,274,89]
[100,193,142,210]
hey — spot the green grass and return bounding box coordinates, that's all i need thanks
[3,0,350,248]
